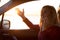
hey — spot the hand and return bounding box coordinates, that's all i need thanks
[15,8,25,19]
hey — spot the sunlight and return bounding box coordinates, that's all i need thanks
[4,1,40,30]
[1,0,59,30]
[38,0,60,11]
[4,8,30,29]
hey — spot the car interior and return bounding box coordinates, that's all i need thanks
[0,0,39,40]
[0,0,60,40]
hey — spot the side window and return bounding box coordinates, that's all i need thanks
[3,1,40,30]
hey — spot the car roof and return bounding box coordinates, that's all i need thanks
[0,0,34,15]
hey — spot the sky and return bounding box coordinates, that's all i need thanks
[0,0,60,30]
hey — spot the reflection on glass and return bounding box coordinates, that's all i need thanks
[0,0,10,7]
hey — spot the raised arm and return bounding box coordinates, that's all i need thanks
[15,8,40,31]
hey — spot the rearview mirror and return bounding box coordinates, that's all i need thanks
[2,20,10,30]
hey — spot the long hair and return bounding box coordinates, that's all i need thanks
[40,5,57,29]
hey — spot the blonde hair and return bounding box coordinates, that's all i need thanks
[40,5,57,29]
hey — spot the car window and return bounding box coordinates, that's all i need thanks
[3,1,40,30]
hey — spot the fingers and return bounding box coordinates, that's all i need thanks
[22,9,24,15]
[16,8,24,14]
